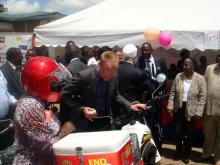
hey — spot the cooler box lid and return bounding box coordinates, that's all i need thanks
[53,130,130,155]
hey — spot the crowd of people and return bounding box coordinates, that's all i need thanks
[0,41,219,165]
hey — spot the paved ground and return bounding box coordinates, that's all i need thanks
[161,144,212,165]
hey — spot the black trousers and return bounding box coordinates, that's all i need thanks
[146,99,163,155]
[87,118,111,132]
[174,102,195,159]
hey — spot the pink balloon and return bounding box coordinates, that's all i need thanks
[159,32,172,46]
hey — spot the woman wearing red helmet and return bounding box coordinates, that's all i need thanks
[13,57,75,165]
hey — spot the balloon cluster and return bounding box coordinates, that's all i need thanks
[144,28,172,47]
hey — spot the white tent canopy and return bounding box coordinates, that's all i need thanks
[34,0,220,50]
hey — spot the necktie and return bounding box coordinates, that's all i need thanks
[151,63,155,77]
[15,66,21,79]
[146,59,152,76]
[15,66,20,72]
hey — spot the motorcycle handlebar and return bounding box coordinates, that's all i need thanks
[0,119,14,135]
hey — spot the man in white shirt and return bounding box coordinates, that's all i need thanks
[0,70,17,164]
[0,71,17,119]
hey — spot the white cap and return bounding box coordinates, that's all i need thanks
[122,44,137,59]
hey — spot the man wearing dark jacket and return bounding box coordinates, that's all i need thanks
[66,50,87,76]
[0,47,24,100]
[118,44,152,103]
[62,51,147,132]
[138,42,168,154]
[138,42,168,78]
[60,41,87,124]
[56,40,77,66]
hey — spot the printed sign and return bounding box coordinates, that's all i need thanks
[204,31,220,49]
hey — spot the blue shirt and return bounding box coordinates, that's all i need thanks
[96,73,109,116]
[0,70,17,119]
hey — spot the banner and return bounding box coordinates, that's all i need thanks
[0,33,32,64]
[204,31,220,50]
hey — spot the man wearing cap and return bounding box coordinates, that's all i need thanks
[62,51,147,132]
[118,44,152,103]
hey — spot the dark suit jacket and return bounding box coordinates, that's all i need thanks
[66,58,87,76]
[60,58,87,124]
[0,62,23,99]
[118,62,152,103]
[61,66,131,132]
[56,56,68,66]
[138,56,168,76]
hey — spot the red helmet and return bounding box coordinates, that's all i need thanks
[21,57,71,102]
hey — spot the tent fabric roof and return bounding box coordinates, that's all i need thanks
[0,11,65,22]
[34,0,220,50]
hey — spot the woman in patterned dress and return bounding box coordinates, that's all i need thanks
[13,57,75,165]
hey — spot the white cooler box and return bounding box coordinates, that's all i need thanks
[53,130,133,165]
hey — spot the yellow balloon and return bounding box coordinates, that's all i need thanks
[144,28,160,41]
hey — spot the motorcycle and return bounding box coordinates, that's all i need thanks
[0,119,14,150]
[0,119,15,165]
[142,73,169,155]
[117,73,167,165]
[53,73,167,165]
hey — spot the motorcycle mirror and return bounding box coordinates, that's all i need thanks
[156,73,166,83]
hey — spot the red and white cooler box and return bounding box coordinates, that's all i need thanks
[53,130,133,165]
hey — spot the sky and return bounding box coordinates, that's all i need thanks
[0,0,105,15]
